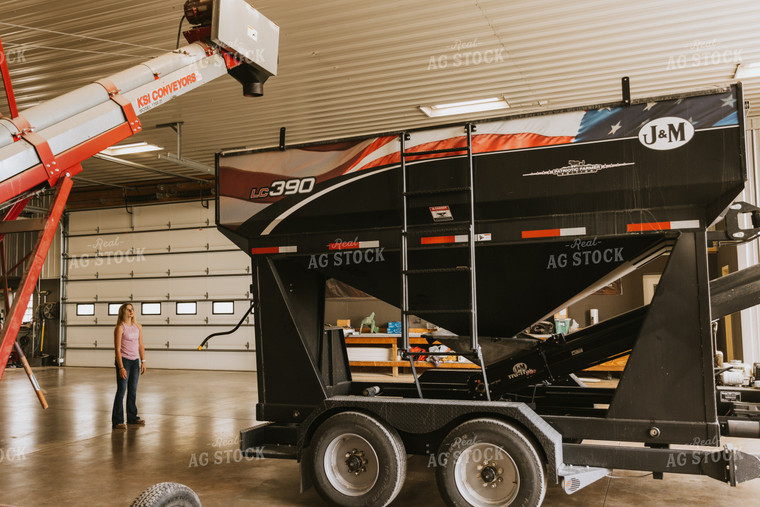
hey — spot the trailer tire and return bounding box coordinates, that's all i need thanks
[436,418,545,507]
[310,411,406,507]
[130,482,201,507]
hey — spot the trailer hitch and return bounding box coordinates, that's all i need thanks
[709,201,760,244]
[563,443,760,487]
[724,444,760,486]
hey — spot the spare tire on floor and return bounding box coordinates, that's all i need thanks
[131,482,201,507]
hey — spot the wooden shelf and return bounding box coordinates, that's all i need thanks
[350,360,478,368]
[345,336,428,345]
[583,355,629,372]
[350,360,479,376]
[344,332,477,376]
[346,333,627,375]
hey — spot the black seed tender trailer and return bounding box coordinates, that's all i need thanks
[216,83,760,506]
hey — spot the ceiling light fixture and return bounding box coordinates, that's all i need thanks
[734,62,760,79]
[420,97,509,118]
[100,142,163,156]
[157,153,214,173]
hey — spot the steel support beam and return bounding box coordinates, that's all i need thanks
[75,176,137,191]
[0,172,73,380]
[0,197,31,242]
[0,35,19,118]
[563,443,760,485]
[0,239,48,408]
[0,218,46,233]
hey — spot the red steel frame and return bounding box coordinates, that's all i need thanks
[1,218,50,409]
[0,174,73,381]
[0,35,19,118]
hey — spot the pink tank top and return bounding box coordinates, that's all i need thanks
[120,323,140,360]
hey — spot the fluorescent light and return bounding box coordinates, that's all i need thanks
[100,142,163,156]
[420,97,509,118]
[157,153,214,173]
[735,62,760,79]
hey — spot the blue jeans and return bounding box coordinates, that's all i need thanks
[112,357,140,426]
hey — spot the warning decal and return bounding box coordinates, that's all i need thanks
[430,205,453,222]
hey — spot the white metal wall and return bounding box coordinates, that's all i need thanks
[62,201,255,371]
[739,120,760,364]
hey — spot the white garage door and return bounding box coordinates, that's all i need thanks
[63,201,255,371]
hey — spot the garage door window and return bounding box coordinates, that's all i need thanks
[176,302,197,315]
[212,301,234,314]
[141,302,161,315]
[76,303,95,316]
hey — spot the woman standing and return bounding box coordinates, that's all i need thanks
[112,303,146,430]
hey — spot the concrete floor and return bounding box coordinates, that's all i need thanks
[2,367,760,506]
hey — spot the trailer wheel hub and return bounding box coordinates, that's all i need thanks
[477,461,504,487]
[323,433,379,496]
[455,443,519,504]
[345,448,368,475]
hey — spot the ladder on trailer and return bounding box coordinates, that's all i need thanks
[399,124,491,400]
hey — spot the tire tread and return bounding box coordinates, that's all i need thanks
[436,418,546,507]
[130,482,201,507]
[310,411,407,507]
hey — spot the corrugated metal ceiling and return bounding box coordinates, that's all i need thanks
[2,0,760,201]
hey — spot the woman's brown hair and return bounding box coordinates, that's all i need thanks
[116,303,134,326]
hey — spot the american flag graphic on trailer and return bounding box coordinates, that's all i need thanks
[217,88,740,229]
